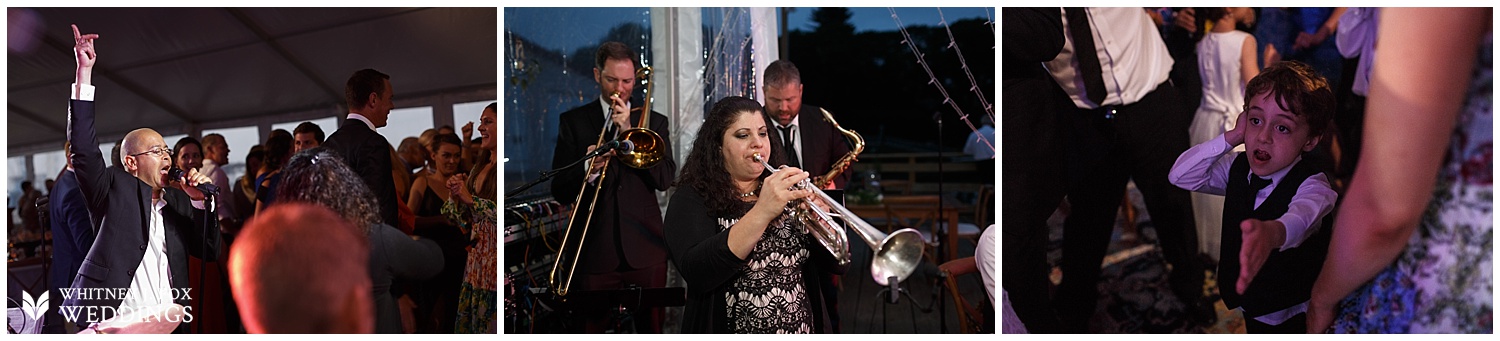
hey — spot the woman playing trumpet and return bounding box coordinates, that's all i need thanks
[664,96,846,333]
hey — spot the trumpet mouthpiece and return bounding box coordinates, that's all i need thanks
[752,153,764,162]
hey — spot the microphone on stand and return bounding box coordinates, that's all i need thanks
[167,167,219,196]
[584,139,636,159]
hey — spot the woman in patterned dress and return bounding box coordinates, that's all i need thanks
[444,104,498,333]
[1307,8,1491,333]
[664,96,847,333]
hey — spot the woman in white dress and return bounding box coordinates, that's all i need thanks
[1190,7,1259,259]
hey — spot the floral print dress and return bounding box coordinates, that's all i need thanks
[443,197,498,333]
[1331,33,1492,334]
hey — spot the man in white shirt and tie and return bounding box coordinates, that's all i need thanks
[1043,8,1212,331]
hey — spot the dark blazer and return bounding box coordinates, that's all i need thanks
[322,117,399,226]
[774,104,853,189]
[46,169,96,329]
[63,99,221,328]
[550,99,676,273]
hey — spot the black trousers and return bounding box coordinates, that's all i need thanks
[1000,74,1072,333]
[1053,82,1205,331]
[1246,312,1307,333]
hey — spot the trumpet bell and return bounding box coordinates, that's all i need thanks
[871,228,925,286]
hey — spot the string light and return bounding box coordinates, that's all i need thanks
[889,8,994,153]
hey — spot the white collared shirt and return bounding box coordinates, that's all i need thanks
[1167,133,1339,250]
[775,120,802,163]
[598,95,632,136]
[120,198,173,314]
[347,113,376,131]
[1044,7,1175,109]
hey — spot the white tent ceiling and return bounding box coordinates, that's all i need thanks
[7,7,497,154]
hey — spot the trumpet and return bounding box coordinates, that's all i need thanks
[754,153,924,286]
[551,66,665,297]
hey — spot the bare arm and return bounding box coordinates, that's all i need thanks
[1239,34,1260,88]
[407,176,425,212]
[1306,7,1487,333]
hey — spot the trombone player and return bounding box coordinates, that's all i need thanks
[549,41,676,333]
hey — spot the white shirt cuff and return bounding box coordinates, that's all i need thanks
[71,83,96,101]
[191,199,206,210]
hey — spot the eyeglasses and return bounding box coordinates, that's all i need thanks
[130,147,174,158]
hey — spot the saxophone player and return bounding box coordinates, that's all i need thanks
[762,60,854,332]
[762,60,854,190]
[549,41,676,333]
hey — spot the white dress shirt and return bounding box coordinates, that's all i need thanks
[1168,134,1338,250]
[774,121,802,164]
[1167,134,1339,325]
[1045,7,1175,109]
[120,198,174,314]
[347,113,376,131]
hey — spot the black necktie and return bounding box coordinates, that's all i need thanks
[1066,8,1107,105]
[779,125,801,168]
[1249,175,1273,191]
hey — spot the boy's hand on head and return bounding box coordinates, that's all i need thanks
[1237,218,1287,294]
[1225,111,1249,147]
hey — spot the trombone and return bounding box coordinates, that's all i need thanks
[550,66,664,297]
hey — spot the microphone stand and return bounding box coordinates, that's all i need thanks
[505,143,620,200]
[199,191,214,334]
[934,111,947,333]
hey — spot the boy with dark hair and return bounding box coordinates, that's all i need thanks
[1168,60,1338,333]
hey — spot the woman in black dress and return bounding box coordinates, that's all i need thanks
[664,96,846,333]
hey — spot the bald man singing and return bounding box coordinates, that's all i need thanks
[60,24,221,333]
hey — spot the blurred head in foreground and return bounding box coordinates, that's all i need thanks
[230,203,373,333]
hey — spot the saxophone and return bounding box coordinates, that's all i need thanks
[812,108,864,189]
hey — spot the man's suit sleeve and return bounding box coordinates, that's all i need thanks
[67,100,109,212]
[550,110,588,201]
[58,187,97,262]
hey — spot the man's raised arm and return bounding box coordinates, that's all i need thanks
[67,24,107,206]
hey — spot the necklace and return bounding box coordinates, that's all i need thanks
[739,190,757,198]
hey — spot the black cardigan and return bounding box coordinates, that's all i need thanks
[663,186,846,333]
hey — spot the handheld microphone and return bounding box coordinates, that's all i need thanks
[167,167,219,195]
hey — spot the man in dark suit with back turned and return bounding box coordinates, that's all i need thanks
[762,59,852,333]
[45,141,98,333]
[60,24,221,333]
[321,69,399,227]
[550,41,676,333]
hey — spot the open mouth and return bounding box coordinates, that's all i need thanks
[1253,149,1272,162]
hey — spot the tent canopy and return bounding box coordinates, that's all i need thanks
[7,7,497,154]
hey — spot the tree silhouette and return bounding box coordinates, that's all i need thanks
[811,7,855,36]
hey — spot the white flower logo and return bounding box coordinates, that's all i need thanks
[17,290,49,328]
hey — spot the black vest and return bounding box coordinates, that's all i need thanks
[1220,153,1333,317]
